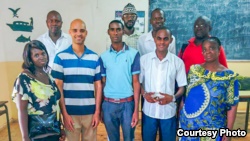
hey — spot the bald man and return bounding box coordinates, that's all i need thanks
[51,19,102,141]
[37,10,71,70]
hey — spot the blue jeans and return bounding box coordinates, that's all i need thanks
[102,100,135,141]
[142,112,176,141]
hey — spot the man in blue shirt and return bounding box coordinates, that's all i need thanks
[52,19,102,141]
[100,20,140,141]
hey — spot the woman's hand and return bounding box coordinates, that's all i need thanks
[59,129,66,141]
[16,94,30,141]
[22,137,31,141]
[222,135,231,141]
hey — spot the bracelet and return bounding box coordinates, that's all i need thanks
[142,92,147,97]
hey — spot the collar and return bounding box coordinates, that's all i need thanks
[145,30,154,41]
[188,37,196,43]
[124,29,141,37]
[151,51,170,62]
[109,42,129,52]
[68,45,91,55]
[131,29,141,36]
[46,30,65,39]
[189,36,212,44]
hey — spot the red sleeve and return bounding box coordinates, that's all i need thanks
[219,46,228,68]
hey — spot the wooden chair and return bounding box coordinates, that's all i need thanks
[0,101,11,141]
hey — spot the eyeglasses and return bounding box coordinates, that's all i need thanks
[194,24,207,29]
[123,14,137,19]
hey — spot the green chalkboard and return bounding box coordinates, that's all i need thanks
[149,0,250,60]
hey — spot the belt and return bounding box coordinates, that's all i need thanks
[104,96,134,103]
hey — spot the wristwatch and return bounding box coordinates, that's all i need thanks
[172,95,176,102]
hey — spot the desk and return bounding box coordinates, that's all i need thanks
[0,101,11,141]
[239,91,250,131]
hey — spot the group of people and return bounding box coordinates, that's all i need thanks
[11,2,239,141]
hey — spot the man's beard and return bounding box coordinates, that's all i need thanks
[125,23,135,30]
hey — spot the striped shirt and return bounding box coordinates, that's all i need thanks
[51,45,101,115]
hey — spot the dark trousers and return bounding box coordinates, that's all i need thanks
[142,113,176,141]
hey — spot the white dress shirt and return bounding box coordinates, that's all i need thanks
[37,31,72,68]
[140,51,187,119]
[137,30,176,56]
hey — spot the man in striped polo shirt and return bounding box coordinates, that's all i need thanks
[52,19,102,141]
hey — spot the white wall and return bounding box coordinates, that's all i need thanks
[1,0,149,62]
[0,0,149,128]
[1,0,249,131]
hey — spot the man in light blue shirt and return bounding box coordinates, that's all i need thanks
[100,20,140,141]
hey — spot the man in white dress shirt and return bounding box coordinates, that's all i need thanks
[137,8,176,56]
[138,8,177,139]
[37,10,71,70]
[140,26,187,141]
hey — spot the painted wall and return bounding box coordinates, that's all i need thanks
[0,0,249,129]
[1,0,149,61]
[0,0,149,129]
[228,62,250,112]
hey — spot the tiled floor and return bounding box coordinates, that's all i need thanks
[0,112,249,141]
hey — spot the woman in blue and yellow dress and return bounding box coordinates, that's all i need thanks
[12,40,64,141]
[179,37,239,141]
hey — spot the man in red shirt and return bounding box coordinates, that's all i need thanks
[178,16,228,73]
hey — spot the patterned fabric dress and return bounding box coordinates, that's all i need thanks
[179,65,239,141]
[12,73,61,124]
